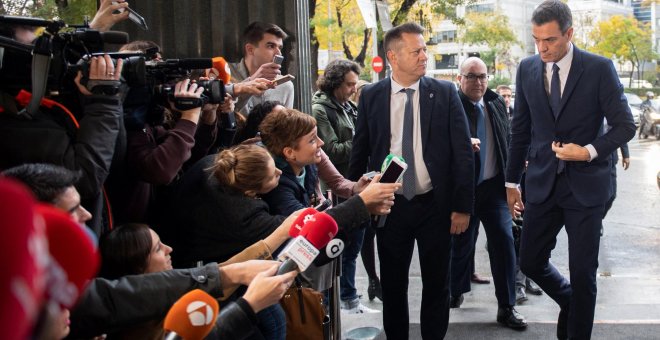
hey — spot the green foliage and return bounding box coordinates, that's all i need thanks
[488,74,511,89]
[460,11,518,51]
[1,0,95,24]
[459,11,518,75]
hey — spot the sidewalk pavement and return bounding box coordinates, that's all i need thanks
[341,220,660,339]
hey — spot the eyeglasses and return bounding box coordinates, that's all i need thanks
[461,74,488,82]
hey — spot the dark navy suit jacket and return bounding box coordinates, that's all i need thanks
[347,76,474,215]
[506,47,636,207]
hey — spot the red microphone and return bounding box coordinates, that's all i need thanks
[288,207,318,238]
[277,212,338,275]
[0,179,49,340]
[163,289,219,340]
[207,57,232,84]
[37,205,100,309]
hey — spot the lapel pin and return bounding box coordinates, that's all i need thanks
[429,93,434,99]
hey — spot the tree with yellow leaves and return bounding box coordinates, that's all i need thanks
[459,11,518,77]
[588,15,657,88]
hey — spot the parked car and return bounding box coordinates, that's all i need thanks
[623,92,642,126]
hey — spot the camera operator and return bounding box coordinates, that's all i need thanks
[0,54,125,236]
[108,40,273,229]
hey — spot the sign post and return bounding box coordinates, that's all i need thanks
[372,55,384,74]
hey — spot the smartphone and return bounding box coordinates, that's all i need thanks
[273,74,295,85]
[112,2,149,30]
[379,157,407,183]
[314,199,332,212]
[273,55,284,65]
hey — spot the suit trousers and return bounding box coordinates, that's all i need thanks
[377,191,451,340]
[450,173,516,307]
[520,174,603,339]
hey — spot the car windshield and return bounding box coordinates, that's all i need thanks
[624,93,643,106]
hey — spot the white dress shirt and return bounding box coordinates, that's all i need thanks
[390,78,432,195]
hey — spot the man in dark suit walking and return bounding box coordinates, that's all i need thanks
[505,1,636,339]
[450,57,526,329]
[348,22,474,339]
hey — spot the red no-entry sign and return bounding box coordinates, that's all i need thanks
[372,56,384,73]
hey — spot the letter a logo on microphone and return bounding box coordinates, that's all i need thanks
[186,300,214,326]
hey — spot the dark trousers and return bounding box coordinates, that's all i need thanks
[520,174,603,339]
[450,173,517,307]
[377,192,451,340]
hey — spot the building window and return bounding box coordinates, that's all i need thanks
[466,4,494,13]
[435,54,457,69]
[434,30,457,43]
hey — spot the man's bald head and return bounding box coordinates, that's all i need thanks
[460,57,487,74]
[458,57,489,102]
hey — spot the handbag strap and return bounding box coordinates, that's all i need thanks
[294,277,307,324]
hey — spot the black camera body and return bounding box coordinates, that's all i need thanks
[0,15,225,108]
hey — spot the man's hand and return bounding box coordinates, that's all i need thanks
[551,142,590,161]
[352,175,372,194]
[251,62,282,81]
[89,0,130,32]
[200,102,219,125]
[622,157,630,170]
[358,174,402,215]
[272,209,303,241]
[470,138,481,152]
[450,212,470,235]
[506,187,524,218]
[242,265,297,313]
[219,259,282,288]
[74,54,123,96]
[218,93,235,113]
[235,78,276,96]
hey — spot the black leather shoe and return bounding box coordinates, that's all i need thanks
[497,306,528,329]
[368,277,383,301]
[557,305,569,339]
[526,279,543,295]
[450,294,464,308]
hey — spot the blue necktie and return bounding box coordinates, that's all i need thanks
[551,64,565,173]
[475,103,487,184]
[551,63,561,119]
[401,88,416,200]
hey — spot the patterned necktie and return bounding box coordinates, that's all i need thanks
[401,88,416,200]
[551,63,561,119]
[475,103,487,184]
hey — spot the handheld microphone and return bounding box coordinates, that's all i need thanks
[163,289,219,340]
[312,229,346,267]
[38,205,100,309]
[276,212,338,275]
[209,56,232,84]
[0,179,49,340]
[288,207,344,266]
[288,207,318,238]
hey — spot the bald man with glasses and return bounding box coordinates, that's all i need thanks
[450,57,527,329]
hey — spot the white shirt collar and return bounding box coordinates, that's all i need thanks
[391,78,420,94]
[546,42,574,74]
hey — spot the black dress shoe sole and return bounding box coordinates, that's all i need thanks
[497,317,528,330]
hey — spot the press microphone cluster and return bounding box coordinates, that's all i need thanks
[163,289,219,340]
[276,211,338,275]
